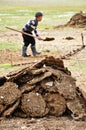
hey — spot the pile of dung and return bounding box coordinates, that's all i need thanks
[55,11,86,28]
[66,11,86,28]
[0,56,86,120]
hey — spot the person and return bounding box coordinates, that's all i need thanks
[22,12,43,57]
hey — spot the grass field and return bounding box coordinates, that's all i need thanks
[0,0,86,46]
[0,0,86,31]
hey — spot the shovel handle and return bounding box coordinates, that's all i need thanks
[5,26,37,39]
[5,26,54,41]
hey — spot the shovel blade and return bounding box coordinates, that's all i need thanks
[43,37,55,41]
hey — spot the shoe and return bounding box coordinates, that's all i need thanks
[23,54,31,57]
[31,45,41,56]
[22,46,30,57]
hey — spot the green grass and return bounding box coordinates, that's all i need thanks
[74,62,86,70]
[0,4,86,31]
[0,42,21,50]
[0,63,19,76]
[67,60,86,71]
[0,63,12,69]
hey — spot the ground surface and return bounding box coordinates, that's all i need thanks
[0,27,86,130]
[0,116,86,130]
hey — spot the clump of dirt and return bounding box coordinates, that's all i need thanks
[21,92,49,117]
[64,36,74,40]
[55,11,86,28]
[0,82,21,116]
[44,93,66,116]
[43,37,55,41]
[0,56,86,121]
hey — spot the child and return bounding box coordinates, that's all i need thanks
[22,12,43,57]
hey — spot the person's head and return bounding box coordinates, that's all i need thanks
[35,12,43,21]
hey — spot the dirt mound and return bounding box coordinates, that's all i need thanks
[66,12,86,27]
[0,56,86,120]
[55,12,86,28]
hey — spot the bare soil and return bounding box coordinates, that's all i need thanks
[0,116,86,130]
[0,28,86,130]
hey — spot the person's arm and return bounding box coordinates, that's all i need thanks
[34,28,43,40]
[34,28,39,36]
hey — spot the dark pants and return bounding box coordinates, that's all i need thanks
[22,32,35,47]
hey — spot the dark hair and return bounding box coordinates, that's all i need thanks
[35,12,43,17]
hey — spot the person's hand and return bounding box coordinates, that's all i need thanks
[37,36,43,40]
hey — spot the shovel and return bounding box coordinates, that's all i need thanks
[5,26,55,41]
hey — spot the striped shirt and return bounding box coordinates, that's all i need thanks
[23,19,39,36]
